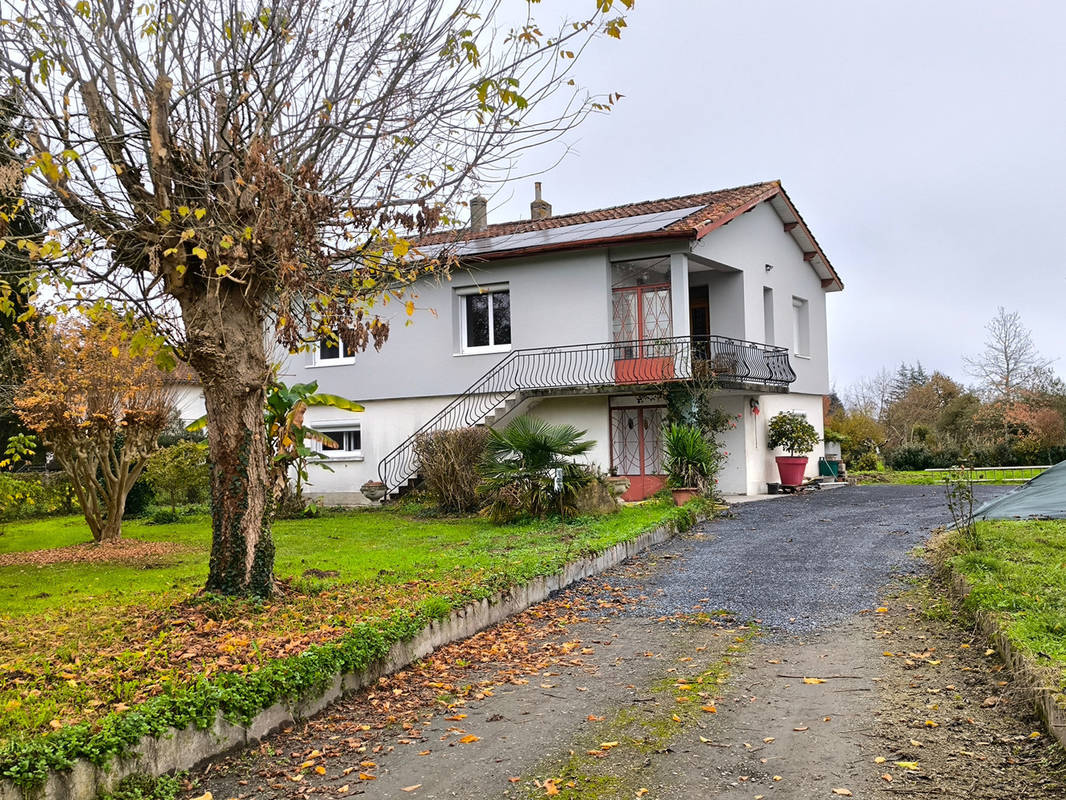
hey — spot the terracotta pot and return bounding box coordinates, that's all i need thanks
[360,482,387,502]
[670,487,699,506]
[775,456,808,487]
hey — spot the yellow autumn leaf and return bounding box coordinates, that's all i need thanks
[459,734,479,744]
[192,246,208,260]
[177,205,190,216]
[803,677,825,684]
[875,607,888,613]
[895,761,919,770]
[194,208,206,220]
[358,773,376,780]
[701,705,717,713]
[315,766,326,775]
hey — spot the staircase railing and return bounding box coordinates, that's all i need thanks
[377,334,795,491]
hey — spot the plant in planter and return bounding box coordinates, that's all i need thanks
[663,424,721,505]
[767,412,820,487]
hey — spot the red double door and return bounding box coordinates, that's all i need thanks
[611,285,675,384]
[610,406,666,501]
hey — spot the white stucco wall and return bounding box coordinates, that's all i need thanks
[520,395,611,474]
[170,384,206,424]
[693,202,831,397]
[745,392,826,496]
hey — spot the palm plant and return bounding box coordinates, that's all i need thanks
[664,424,721,494]
[479,415,596,521]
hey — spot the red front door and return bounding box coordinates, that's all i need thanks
[610,406,667,501]
[612,285,674,383]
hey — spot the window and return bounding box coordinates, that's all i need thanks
[319,426,362,458]
[792,296,810,356]
[763,287,775,345]
[315,336,354,365]
[459,285,511,352]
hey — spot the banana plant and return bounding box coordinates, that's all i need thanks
[188,379,363,514]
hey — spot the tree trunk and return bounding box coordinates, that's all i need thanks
[182,288,275,596]
[99,515,122,542]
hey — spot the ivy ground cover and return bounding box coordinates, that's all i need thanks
[0,501,683,749]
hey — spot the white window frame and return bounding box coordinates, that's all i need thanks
[311,336,356,367]
[457,283,511,354]
[316,423,363,461]
[791,296,810,358]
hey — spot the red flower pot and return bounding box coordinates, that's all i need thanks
[670,488,700,506]
[775,456,808,487]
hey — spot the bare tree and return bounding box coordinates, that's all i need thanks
[964,307,1053,402]
[0,0,632,595]
[844,367,894,422]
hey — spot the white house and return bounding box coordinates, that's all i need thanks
[291,180,843,503]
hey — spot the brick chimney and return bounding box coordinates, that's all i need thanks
[530,181,552,220]
[470,195,488,232]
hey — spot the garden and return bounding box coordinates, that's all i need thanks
[0,316,730,790]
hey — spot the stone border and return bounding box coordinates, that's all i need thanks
[0,515,692,800]
[940,560,1066,747]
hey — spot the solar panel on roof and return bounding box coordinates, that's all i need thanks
[442,205,704,257]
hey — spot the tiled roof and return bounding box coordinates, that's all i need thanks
[417,181,779,246]
[415,180,843,291]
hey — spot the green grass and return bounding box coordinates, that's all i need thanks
[854,467,1048,486]
[0,500,689,746]
[950,519,1066,683]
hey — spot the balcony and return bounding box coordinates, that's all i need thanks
[378,334,794,491]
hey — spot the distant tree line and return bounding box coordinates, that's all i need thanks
[829,308,1066,470]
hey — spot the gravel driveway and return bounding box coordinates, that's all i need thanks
[612,484,1004,632]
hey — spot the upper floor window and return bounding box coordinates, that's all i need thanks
[459,285,511,353]
[315,335,355,365]
[792,296,810,357]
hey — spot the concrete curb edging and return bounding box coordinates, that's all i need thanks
[941,564,1066,747]
[0,515,694,800]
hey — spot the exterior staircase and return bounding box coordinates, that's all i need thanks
[376,335,795,495]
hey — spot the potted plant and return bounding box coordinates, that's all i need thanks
[360,480,387,502]
[767,412,820,487]
[663,424,719,505]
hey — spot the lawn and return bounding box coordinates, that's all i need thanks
[0,500,686,751]
[949,519,1066,684]
[853,466,1048,486]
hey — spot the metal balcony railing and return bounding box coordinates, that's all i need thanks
[377,334,795,491]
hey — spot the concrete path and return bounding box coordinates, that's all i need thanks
[188,487,1065,799]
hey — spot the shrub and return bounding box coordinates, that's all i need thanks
[479,416,595,522]
[0,473,45,522]
[767,412,820,456]
[414,427,490,512]
[851,451,881,472]
[145,441,210,512]
[0,473,78,522]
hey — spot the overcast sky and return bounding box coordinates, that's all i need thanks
[487,0,1066,395]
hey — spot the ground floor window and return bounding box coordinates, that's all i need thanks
[319,426,362,458]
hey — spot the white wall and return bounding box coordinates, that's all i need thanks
[293,249,614,403]
[521,395,611,473]
[170,385,206,424]
[746,392,826,496]
[693,203,831,397]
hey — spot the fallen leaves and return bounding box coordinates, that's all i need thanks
[832,789,853,797]
[458,734,480,744]
[802,677,826,684]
